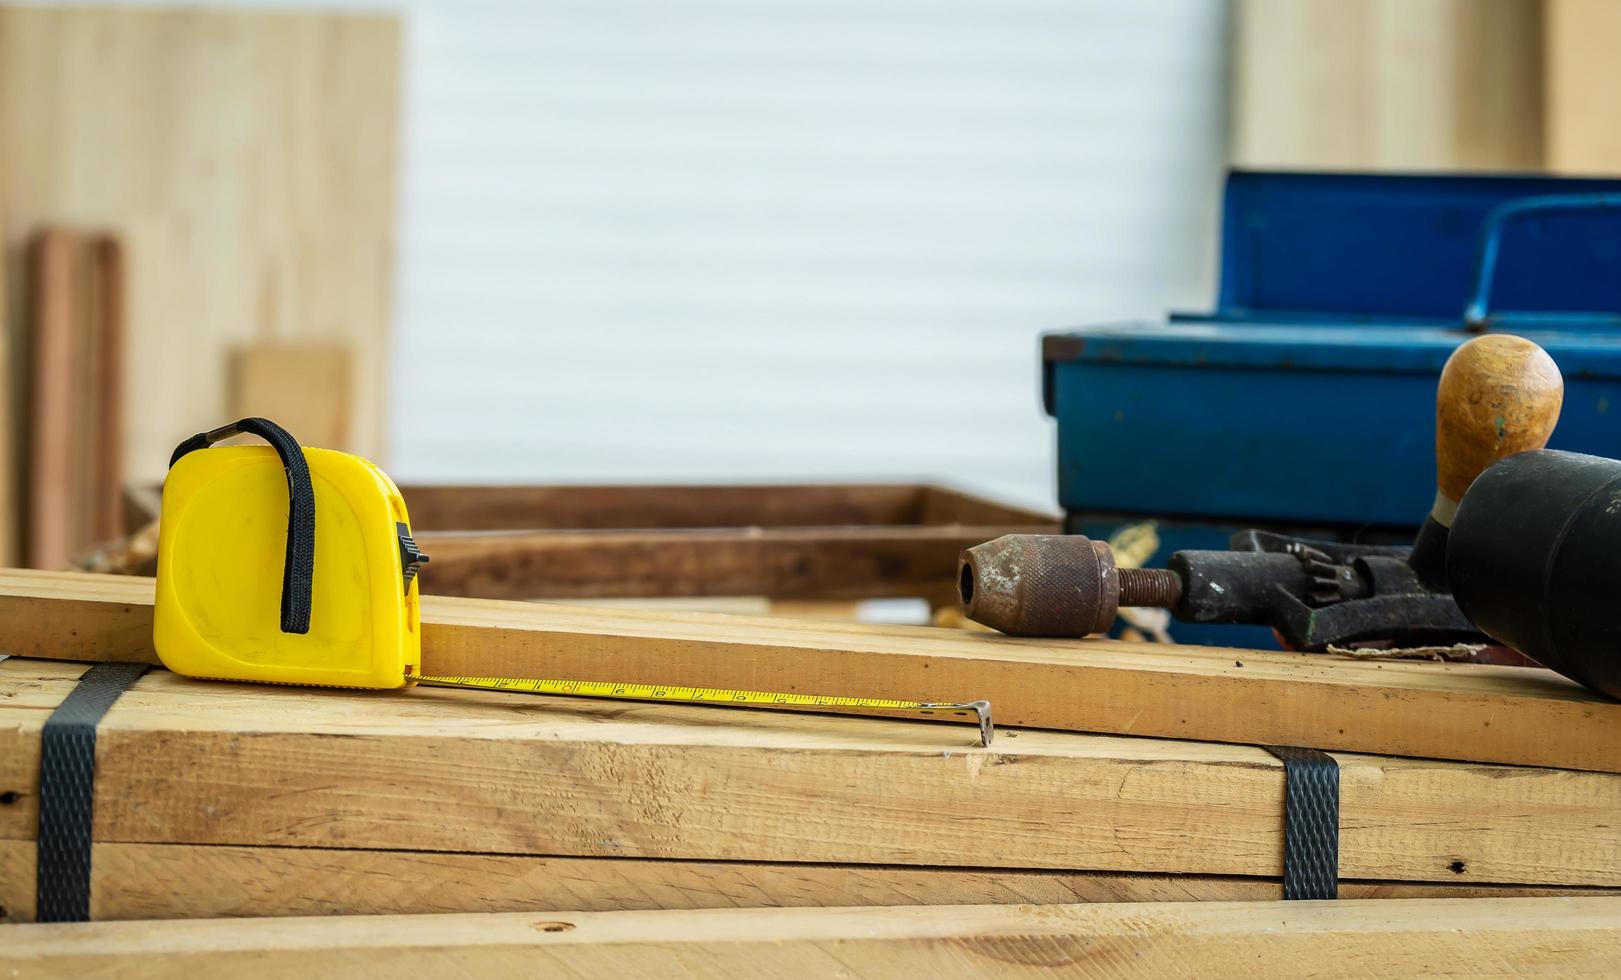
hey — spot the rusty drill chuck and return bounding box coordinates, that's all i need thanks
[958,534,1182,637]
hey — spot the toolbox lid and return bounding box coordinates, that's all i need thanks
[1044,322,1621,373]
[1214,171,1621,321]
[1042,323,1621,415]
[1041,322,1621,526]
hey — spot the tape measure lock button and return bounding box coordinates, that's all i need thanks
[396,522,430,593]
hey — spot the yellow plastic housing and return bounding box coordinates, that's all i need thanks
[154,446,421,689]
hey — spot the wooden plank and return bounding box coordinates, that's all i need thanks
[916,485,1058,527]
[0,149,11,567]
[231,342,354,453]
[2,840,1613,924]
[0,7,400,479]
[86,236,124,544]
[1231,0,1543,171]
[67,231,97,554]
[2,659,1618,887]
[25,232,125,567]
[418,526,999,603]
[3,569,1618,774]
[6,898,1621,978]
[0,571,158,660]
[24,231,81,569]
[401,484,934,532]
[1545,0,1621,174]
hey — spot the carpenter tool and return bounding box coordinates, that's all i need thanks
[1449,449,1621,700]
[1044,172,1621,646]
[153,419,992,745]
[960,334,1560,650]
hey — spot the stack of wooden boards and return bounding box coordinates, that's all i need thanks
[1,569,1619,975]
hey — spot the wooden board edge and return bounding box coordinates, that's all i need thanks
[5,897,1621,977]
[5,840,1618,923]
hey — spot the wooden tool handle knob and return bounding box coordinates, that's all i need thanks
[1432,335,1563,525]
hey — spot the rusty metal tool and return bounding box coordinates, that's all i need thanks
[959,335,1564,650]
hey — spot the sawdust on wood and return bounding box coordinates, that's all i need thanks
[1325,643,1487,663]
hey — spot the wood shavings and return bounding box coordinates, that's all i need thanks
[74,518,159,575]
[1325,643,1487,663]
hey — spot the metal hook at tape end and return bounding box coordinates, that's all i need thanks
[922,700,993,747]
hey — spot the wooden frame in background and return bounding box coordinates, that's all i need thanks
[125,483,1058,605]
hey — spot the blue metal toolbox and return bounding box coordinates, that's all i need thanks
[1043,171,1621,646]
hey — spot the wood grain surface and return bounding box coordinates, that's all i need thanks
[420,526,1008,603]
[5,899,1621,978]
[2,658,1619,887]
[401,484,1054,531]
[2,840,1614,924]
[2,569,1619,773]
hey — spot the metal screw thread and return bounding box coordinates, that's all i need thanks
[1117,567,1183,609]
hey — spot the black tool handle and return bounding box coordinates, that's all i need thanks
[1450,449,1621,699]
[169,418,314,635]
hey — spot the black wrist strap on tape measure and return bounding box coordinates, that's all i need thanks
[1263,745,1340,900]
[37,662,150,922]
[170,417,314,634]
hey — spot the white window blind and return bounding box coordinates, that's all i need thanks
[70,0,1232,508]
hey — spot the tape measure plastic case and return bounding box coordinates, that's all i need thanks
[151,419,992,746]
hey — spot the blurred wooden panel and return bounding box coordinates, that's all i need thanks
[88,237,125,541]
[1232,0,1544,171]
[231,342,354,452]
[400,484,931,532]
[1545,0,1621,174]
[0,169,9,565]
[375,483,1056,604]
[24,231,124,568]
[0,7,399,484]
[25,231,78,569]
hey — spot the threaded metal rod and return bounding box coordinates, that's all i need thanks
[1118,566,1182,609]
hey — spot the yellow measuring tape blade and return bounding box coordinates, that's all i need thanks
[415,674,993,746]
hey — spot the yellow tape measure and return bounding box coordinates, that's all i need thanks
[151,424,992,748]
[415,674,994,747]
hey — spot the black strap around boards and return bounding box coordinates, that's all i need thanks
[170,417,314,635]
[1263,745,1340,900]
[36,662,150,922]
